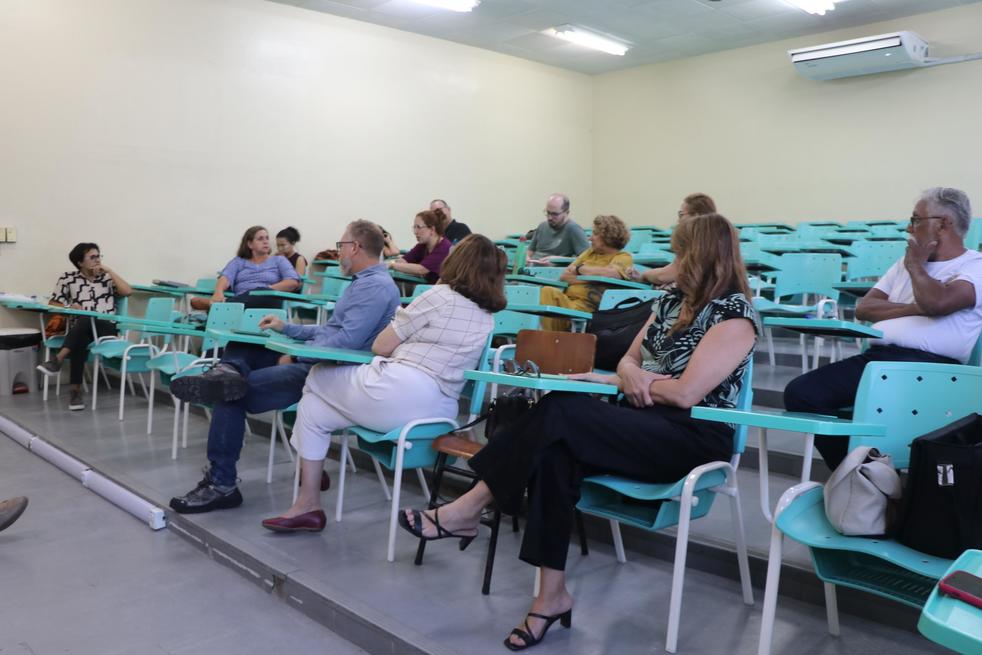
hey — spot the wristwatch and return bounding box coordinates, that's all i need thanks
[575,264,583,275]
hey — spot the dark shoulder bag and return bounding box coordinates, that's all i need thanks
[586,298,655,370]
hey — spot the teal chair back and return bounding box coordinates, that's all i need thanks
[638,242,673,256]
[201,303,245,353]
[320,275,352,298]
[868,225,906,239]
[969,331,982,367]
[406,284,434,302]
[195,277,218,292]
[505,284,540,305]
[598,289,663,311]
[796,224,838,240]
[844,240,905,281]
[240,308,286,332]
[624,231,652,253]
[849,361,982,469]
[964,217,982,250]
[731,359,754,456]
[771,253,842,301]
[115,296,130,317]
[524,266,565,280]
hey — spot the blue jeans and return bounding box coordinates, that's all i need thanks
[206,343,312,487]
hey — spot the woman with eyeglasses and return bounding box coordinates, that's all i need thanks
[398,214,757,651]
[261,235,506,533]
[537,214,634,331]
[387,209,452,283]
[190,225,301,312]
[632,193,716,288]
[36,242,133,411]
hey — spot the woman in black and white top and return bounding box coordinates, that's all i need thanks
[37,242,132,411]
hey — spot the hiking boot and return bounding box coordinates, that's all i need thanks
[169,474,243,514]
[169,363,248,404]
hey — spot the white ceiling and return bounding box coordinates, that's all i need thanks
[268,0,980,74]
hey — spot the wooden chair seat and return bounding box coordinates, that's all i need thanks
[432,434,483,459]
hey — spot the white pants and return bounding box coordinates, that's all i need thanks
[290,360,459,461]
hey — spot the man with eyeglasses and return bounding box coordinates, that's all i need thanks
[527,193,590,265]
[785,187,982,470]
[169,220,399,514]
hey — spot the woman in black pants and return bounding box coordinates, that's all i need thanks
[37,243,132,411]
[399,213,757,651]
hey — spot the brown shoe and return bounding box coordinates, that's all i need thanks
[0,496,28,533]
[261,509,327,533]
[189,297,212,311]
[299,469,331,492]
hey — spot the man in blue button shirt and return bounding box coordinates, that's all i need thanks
[170,220,400,514]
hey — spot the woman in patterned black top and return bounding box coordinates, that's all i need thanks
[37,242,132,411]
[399,214,757,651]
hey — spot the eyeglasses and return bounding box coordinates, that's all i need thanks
[503,359,540,378]
[86,254,102,261]
[544,210,565,218]
[908,215,946,227]
[412,224,429,232]
[335,241,357,251]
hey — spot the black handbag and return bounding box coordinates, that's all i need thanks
[895,413,982,558]
[586,298,655,370]
[484,387,536,441]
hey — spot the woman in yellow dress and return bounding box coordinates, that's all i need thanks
[539,214,633,331]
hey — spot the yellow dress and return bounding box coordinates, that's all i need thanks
[538,249,634,331]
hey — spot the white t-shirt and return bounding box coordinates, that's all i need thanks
[388,285,494,398]
[870,249,982,363]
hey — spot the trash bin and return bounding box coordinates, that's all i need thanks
[0,328,41,395]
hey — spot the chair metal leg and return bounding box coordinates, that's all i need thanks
[279,417,294,463]
[118,359,129,421]
[759,428,773,523]
[665,495,696,653]
[512,515,520,532]
[182,401,190,448]
[266,413,279,484]
[100,364,111,390]
[415,453,448,566]
[346,447,357,473]
[757,523,785,655]
[335,432,349,522]
[373,458,392,501]
[799,333,807,374]
[387,442,407,562]
[824,583,840,636]
[126,374,137,398]
[766,328,775,368]
[92,357,100,410]
[292,454,301,504]
[42,346,50,401]
[610,519,626,563]
[482,508,501,595]
[146,371,156,434]
[171,398,181,460]
[801,434,815,483]
[729,484,755,605]
[415,468,429,501]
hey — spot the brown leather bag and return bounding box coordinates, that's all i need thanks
[44,301,68,338]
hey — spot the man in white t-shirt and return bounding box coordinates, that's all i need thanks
[785,187,982,470]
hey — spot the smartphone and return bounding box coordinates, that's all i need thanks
[938,570,982,610]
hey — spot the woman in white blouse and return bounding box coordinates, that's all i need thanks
[261,235,507,533]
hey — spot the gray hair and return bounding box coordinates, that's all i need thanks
[347,219,385,258]
[549,193,570,213]
[919,187,972,236]
[430,198,450,210]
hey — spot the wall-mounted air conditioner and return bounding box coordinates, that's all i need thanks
[789,31,929,80]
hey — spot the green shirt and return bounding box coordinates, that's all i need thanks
[529,219,590,257]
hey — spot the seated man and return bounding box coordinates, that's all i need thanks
[527,193,589,264]
[785,187,982,470]
[430,198,471,244]
[169,220,400,513]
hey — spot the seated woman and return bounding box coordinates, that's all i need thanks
[276,226,308,277]
[190,226,301,311]
[387,208,452,284]
[399,213,757,651]
[261,234,506,533]
[36,242,133,412]
[538,214,633,331]
[633,192,716,288]
[379,226,402,258]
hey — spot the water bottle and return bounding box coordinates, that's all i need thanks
[512,237,528,275]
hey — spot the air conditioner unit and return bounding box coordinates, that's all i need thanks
[789,31,929,80]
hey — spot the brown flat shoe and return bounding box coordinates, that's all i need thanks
[261,509,327,533]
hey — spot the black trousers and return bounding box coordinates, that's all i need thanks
[231,290,285,310]
[784,344,958,470]
[62,319,117,385]
[469,392,733,571]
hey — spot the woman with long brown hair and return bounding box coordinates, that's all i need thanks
[261,234,506,533]
[398,214,756,651]
[636,192,717,288]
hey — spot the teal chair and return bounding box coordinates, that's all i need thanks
[332,335,494,562]
[38,308,71,402]
[843,240,905,282]
[89,296,176,420]
[597,288,664,311]
[400,284,433,305]
[753,253,842,370]
[167,306,285,459]
[624,230,653,253]
[577,362,755,653]
[693,361,982,655]
[524,266,566,280]
[146,302,244,440]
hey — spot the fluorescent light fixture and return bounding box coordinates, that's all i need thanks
[412,0,480,11]
[786,0,842,15]
[544,25,629,56]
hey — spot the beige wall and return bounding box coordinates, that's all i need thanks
[592,3,982,229]
[0,0,592,325]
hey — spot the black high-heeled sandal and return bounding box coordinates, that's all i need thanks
[504,609,572,651]
[397,507,478,550]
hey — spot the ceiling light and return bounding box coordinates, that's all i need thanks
[411,0,480,12]
[543,25,629,56]
[785,0,842,16]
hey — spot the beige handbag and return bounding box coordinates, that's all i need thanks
[824,446,902,536]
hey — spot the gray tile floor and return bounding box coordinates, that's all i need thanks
[0,382,943,655]
[0,430,367,655]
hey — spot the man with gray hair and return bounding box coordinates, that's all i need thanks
[527,193,590,264]
[785,187,982,470]
[429,199,471,244]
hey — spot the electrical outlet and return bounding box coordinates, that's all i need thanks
[0,228,7,243]
[5,228,15,243]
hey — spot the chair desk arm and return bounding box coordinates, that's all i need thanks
[690,406,886,436]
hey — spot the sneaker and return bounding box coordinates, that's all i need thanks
[36,359,62,376]
[68,390,85,411]
[169,363,248,404]
[169,475,243,514]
